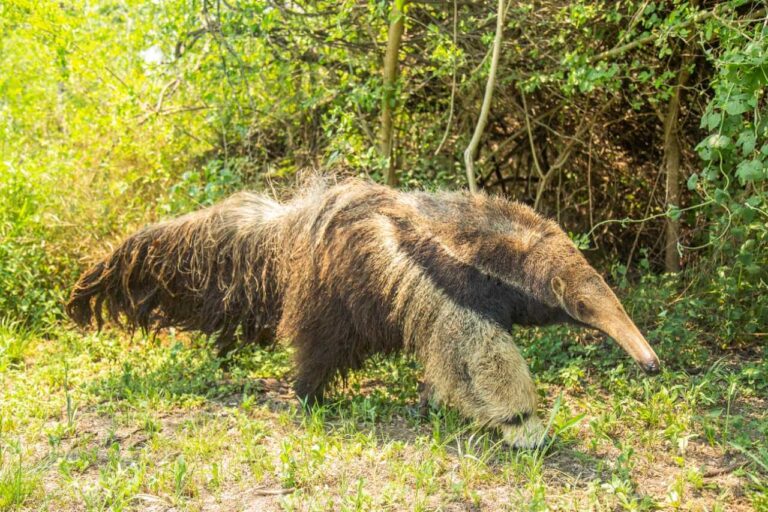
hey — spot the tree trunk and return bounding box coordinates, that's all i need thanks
[662,55,692,273]
[380,0,406,187]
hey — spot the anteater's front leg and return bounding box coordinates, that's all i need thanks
[421,311,547,449]
[471,329,547,449]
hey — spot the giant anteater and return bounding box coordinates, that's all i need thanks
[67,178,660,447]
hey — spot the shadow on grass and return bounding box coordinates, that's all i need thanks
[88,340,613,492]
[87,337,293,405]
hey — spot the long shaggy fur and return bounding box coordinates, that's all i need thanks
[69,178,607,446]
[67,192,284,354]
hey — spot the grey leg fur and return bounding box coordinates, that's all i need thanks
[418,308,547,449]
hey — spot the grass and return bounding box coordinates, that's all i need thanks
[0,443,41,511]
[0,321,766,511]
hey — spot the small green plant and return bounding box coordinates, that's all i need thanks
[58,448,98,478]
[208,461,222,491]
[279,439,299,489]
[173,454,189,499]
[0,442,40,511]
[730,441,768,508]
[63,362,78,436]
[0,318,34,371]
[342,478,371,511]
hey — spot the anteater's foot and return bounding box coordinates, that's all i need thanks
[417,381,434,419]
[293,380,325,410]
[501,416,548,450]
[215,339,238,369]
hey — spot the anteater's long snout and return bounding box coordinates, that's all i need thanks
[642,357,660,375]
[599,313,661,375]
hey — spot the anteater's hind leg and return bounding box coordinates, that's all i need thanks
[216,324,276,371]
[290,325,359,407]
[215,326,238,360]
[421,310,546,449]
[418,380,434,418]
[292,337,335,406]
[282,292,366,407]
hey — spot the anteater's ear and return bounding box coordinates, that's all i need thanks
[550,276,566,306]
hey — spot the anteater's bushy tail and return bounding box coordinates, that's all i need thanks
[66,192,285,352]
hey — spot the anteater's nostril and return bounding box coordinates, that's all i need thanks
[643,360,660,375]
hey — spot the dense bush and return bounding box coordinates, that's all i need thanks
[0,172,66,325]
[0,0,765,355]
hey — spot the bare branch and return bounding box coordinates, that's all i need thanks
[434,0,459,156]
[464,0,506,194]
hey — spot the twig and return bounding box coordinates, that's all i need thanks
[479,104,562,165]
[464,0,506,194]
[154,78,180,114]
[588,200,714,239]
[434,0,458,156]
[521,91,545,182]
[589,5,727,63]
[626,164,664,270]
[528,97,616,210]
[253,486,296,496]
[532,109,596,210]
[703,461,747,478]
[587,133,595,244]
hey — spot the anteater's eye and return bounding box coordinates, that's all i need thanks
[576,300,588,317]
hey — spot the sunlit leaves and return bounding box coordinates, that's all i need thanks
[735,159,765,185]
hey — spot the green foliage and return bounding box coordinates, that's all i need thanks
[0,0,765,366]
[92,338,228,404]
[163,157,245,215]
[689,11,768,344]
[0,442,40,510]
[0,318,35,372]
[1,4,767,508]
[0,0,201,325]
[0,169,73,326]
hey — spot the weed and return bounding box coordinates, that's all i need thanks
[0,442,40,510]
[0,315,764,510]
[0,318,34,371]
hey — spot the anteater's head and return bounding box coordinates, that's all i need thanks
[549,266,660,375]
